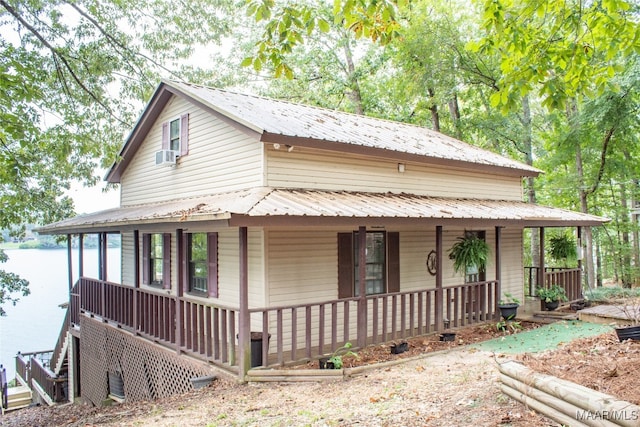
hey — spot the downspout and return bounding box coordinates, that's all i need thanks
[538,228,546,310]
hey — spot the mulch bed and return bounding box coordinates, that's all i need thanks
[292,320,544,369]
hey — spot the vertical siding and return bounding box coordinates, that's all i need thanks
[120,95,264,206]
[266,149,523,200]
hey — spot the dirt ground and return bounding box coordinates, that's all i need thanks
[3,319,638,427]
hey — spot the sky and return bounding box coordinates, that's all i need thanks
[67,179,120,214]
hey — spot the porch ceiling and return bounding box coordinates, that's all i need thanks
[36,187,609,234]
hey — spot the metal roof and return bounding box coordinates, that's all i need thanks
[165,81,541,176]
[37,188,608,234]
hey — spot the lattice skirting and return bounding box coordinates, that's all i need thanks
[80,316,214,405]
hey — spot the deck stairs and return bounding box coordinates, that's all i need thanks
[1,368,32,414]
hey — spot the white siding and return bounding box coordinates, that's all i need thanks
[266,148,523,200]
[120,96,264,206]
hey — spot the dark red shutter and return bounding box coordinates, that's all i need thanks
[207,233,218,298]
[162,233,171,290]
[180,113,189,156]
[338,233,354,299]
[161,121,169,150]
[142,234,150,285]
[387,232,400,293]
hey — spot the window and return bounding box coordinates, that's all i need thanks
[186,232,218,297]
[169,118,180,151]
[338,231,399,298]
[142,233,170,289]
[354,232,386,296]
[161,113,189,156]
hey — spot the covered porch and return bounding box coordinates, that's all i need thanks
[36,189,607,384]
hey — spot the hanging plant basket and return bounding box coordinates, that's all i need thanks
[448,234,490,275]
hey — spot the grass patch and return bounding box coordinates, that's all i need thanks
[584,286,640,303]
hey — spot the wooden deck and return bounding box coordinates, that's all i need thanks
[578,305,640,326]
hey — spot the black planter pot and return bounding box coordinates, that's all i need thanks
[498,303,519,320]
[544,300,560,311]
[390,342,409,354]
[615,325,640,342]
[440,332,456,342]
[318,357,335,369]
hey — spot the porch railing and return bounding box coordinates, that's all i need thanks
[524,267,583,301]
[15,351,65,404]
[73,278,498,370]
[75,278,238,371]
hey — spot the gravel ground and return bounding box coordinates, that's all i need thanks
[1,347,554,427]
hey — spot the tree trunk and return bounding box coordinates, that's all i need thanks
[447,93,462,139]
[342,42,364,116]
[620,182,632,287]
[428,87,440,131]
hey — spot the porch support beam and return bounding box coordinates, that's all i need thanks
[78,233,84,278]
[538,227,545,289]
[435,226,443,331]
[176,229,184,353]
[66,234,73,291]
[495,226,502,319]
[133,230,140,331]
[357,226,367,348]
[238,226,251,381]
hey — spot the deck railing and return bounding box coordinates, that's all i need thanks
[15,351,65,403]
[73,278,498,370]
[524,267,583,301]
[50,309,71,375]
[75,278,238,370]
[29,355,65,403]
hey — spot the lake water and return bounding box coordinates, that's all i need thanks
[0,248,121,380]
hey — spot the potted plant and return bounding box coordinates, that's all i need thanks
[448,233,490,276]
[614,299,640,342]
[535,284,568,311]
[497,293,521,320]
[319,342,357,369]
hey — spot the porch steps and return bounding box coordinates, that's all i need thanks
[52,334,69,375]
[3,385,33,413]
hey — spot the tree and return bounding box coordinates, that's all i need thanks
[0,0,233,314]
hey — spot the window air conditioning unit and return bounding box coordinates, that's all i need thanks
[155,149,177,166]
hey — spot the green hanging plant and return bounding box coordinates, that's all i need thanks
[549,233,577,267]
[448,234,490,275]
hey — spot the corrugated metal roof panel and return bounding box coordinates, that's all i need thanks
[36,188,608,234]
[168,81,540,175]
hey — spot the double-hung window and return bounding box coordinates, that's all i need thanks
[161,113,189,156]
[142,233,171,289]
[337,231,400,298]
[185,232,218,297]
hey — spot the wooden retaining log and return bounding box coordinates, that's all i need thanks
[245,368,344,382]
[499,360,640,427]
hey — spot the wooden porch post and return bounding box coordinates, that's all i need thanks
[577,226,583,298]
[357,226,367,348]
[238,227,251,381]
[435,226,444,331]
[133,230,140,331]
[66,234,73,291]
[78,234,84,278]
[97,232,104,281]
[538,227,545,288]
[495,226,502,319]
[176,229,184,353]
